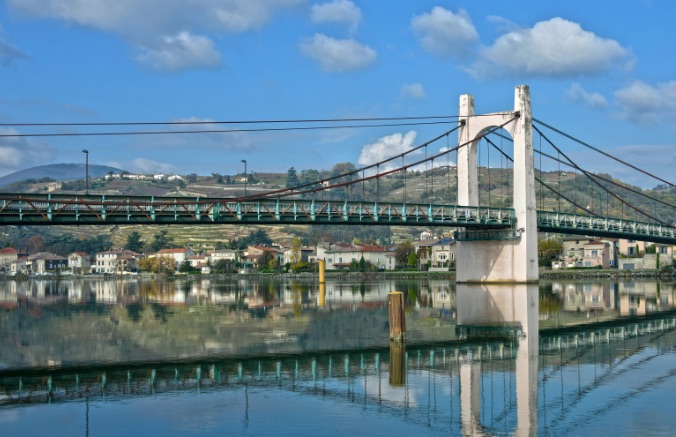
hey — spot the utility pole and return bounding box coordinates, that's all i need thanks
[241,159,247,197]
[82,149,89,194]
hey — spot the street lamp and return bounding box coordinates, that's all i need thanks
[241,159,247,197]
[82,149,89,195]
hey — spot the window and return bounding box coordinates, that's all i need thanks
[591,250,598,257]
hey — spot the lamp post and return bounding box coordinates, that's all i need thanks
[82,149,89,195]
[241,159,247,197]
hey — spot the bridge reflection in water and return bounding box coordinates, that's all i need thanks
[2,284,675,436]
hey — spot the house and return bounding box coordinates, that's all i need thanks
[430,238,456,270]
[414,239,438,270]
[208,249,238,264]
[68,252,91,273]
[244,246,284,269]
[149,248,196,268]
[0,247,18,271]
[10,257,28,276]
[321,244,395,270]
[94,249,143,274]
[185,255,209,269]
[557,237,615,269]
[283,246,315,265]
[618,239,646,257]
[27,252,69,274]
[581,240,611,269]
[618,239,674,260]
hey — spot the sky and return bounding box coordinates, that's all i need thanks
[0,0,674,189]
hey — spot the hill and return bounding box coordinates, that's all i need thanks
[0,163,124,188]
[0,164,673,255]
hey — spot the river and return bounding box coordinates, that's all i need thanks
[1,276,675,436]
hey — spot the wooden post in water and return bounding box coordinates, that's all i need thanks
[389,342,406,387]
[388,291,406,342]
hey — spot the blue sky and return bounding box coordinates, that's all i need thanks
[0,0,674,188]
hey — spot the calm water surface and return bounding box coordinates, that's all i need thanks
[1,276,675,436]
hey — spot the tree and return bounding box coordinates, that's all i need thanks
[186,173,198,183]
[150,229,174,252]
[212,172,224,184]
[126,231,144,252]
[81,235,113,254]
[258,251,275,271]
[139,256,175,274]
[214,259,232,273]
[359,255,366,272]
[235,229,272,250]
[26,235,45,253]
[286,167,299,188]
[407,251,418,268]
[179,260,193,273]
[538,238,563,266]
[395,241,414,267]
[290,236,302,270]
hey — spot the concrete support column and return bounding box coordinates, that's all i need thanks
[511,86,539,282]
[455,85,538,283]
[458,94,478,206]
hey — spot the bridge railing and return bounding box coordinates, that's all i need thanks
[537,210,676,244]
[0,193,515,227]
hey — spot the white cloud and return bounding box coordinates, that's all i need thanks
[566,83,607,109]
[136,32,221,72]
[411,7,478,58]
[311,0,361,33]
[614,80,676,125]
[358,131,418,169]
[471,18,628,78]
[0,128,54,175]
[300,33,376,72]
[0,145,22,168]
[401,82,426,100]
[8,0,301,71]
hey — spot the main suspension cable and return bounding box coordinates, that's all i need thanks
[534,118,675,188]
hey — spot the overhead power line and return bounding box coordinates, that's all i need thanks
[0,112,516,128]
[0,120,456,138]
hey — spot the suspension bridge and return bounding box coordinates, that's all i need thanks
[0,86,674,280]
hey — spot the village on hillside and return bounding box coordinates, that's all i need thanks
[1,230,674,277]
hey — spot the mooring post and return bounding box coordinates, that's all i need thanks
[388,291,406,342]
[389,341,406,387]
[318,259,326,284]
[318,283,326,308]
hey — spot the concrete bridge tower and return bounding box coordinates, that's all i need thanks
[456,85,538,283]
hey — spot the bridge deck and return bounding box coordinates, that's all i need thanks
[0,193,674,244]
[0,193,513,228]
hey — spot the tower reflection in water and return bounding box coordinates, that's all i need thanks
[455,283,538,437]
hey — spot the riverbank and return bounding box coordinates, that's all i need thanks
[2,269,674,281]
